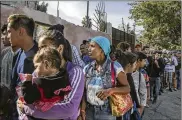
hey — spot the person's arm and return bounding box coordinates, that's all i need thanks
[97,61,130,100]
[110,71,130,94]
[138,73,147,114]
[112,61,130,94]
[78,88,87,120]
[23,66,84,119]
[97,71,130,100]
[174,57,178,66]
[72,45,85,68]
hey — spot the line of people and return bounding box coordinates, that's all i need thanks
[0,14,181,120]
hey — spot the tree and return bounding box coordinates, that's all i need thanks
[126,23,131,34]
[129,1,181,49]
[118,18,133,34]
[36,1,48,13]
[92,1,107,32]
[82,16,92,28]
[118,18,126,31]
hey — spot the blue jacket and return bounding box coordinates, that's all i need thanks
[11,41,38,93]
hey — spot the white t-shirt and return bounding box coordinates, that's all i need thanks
[171,56,178,72]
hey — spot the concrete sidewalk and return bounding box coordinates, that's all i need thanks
[142,90,181,120]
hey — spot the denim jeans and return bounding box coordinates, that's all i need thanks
[150,77,160,99]
[86,103,116,120]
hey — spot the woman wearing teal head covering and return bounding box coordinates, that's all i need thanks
[91,36,111,59]
[79,36,130,120]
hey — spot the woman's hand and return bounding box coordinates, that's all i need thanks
[25,74,33,81]
[96,88,113,100]
[77,110,86,120]
[17,98,25,113]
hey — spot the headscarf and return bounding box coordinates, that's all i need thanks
[91,36,111,59]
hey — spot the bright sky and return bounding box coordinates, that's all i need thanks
[44,1,143,35]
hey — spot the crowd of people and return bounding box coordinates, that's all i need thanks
[0,14,181,120]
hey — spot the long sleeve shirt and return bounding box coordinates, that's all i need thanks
[1,47,13,87]
[132,71,147,106]
[23,62,84,120]
[71,45,85,68]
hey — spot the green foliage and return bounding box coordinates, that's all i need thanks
[129,1,181,50]
[81,16,92,28]
[36,1,48,13]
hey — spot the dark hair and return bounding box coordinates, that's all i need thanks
[48,24,64,34]
[7,14,35,37]
[110,45,116,54]
[40,29,72,62]
[1,24,7,33]
[134,52,147,61]
[0,84,14,117]
[34,47,62,69]
[143,46,149,50]
[80,43,85,49]
[117,42,130,52]
[116,50,137,68]
[154,51,162,54]
[83,40,89,45]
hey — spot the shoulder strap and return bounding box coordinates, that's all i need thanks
[138,69,141,92]
[111,62,115,87]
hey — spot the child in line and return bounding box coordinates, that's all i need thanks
[17,47,71,119]
[116,50,140,120]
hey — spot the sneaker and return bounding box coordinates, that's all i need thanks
[160,89,164,93]
[169,88,173,92]
[152,97,157,104]
[146,104,150,108]
[174,88,177,91]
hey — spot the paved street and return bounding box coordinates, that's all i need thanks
[143,90,181,120]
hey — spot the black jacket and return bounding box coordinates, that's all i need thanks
[22,69,70,104]
[146,56,162,77]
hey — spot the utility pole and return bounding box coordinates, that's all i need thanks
[86,1,89,28]
[133,21,136,45]
[57,1,59,17]
[122,18,125,41]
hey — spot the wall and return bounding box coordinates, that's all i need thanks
[1,5,112,52]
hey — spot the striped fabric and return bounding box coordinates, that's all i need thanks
[164,64,174,73]
[71,45,85,68]
[164,71,173,83]
[1,47,12,67]
[1,47,13,88]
